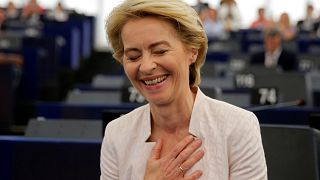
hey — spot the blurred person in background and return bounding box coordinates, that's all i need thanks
[21,0,44,31]
[250,7,273,30]
[277,12,296,41]
[5,1,20,20]
[218,0,242,35]
[250,27,298,71]
[21,0,44,22]
[46,2,69,22]
[297,4,316,33]
[198,4,226,40]
[193,0,207,14]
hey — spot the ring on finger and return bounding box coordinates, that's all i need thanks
[178,166,185,173]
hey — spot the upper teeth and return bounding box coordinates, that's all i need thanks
[144,75,167,85]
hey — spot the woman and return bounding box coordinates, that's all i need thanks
[5,1,20,20]
[101,0,267,179]
[218,0,242,33]
[21,0,44,19]
[250,7,272,30]
[277,12,296,41]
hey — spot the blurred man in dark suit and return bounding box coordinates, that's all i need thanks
[250,27,299,71]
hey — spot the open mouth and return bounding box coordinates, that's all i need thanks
[143,75,168,86]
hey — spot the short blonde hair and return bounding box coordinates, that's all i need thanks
[106,0,208,87]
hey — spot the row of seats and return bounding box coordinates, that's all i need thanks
[1,25,320,179]
[0,14,95,130]
[204,50,320,74]
[211,29,320,54]
[29,67,320,132]
[1,14,94,70]
[205,29,320,77]
[60,68,319,107]
[1,124,319,180]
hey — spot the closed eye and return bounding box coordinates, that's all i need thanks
[124,50,141,61]
[153,49,168,55]
[126,55,140,61]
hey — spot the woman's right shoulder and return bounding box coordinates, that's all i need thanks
[104,104,149,135]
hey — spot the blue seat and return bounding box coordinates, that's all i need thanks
[252,107,318,125]
[298,37,320,54]
[68,15,93,59]
[43,20,81,70]
[238,29,264,53]
[0,136,101,180]
[261,125,320,180]
[18,36,61,101]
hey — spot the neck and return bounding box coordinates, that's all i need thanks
[150,88,196,134]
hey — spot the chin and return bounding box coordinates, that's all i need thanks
[149,94,176,107]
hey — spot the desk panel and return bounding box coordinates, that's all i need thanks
[0,136,101,180]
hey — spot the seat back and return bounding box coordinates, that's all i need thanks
[261,125,320,180]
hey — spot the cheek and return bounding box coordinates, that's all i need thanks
[123,63,138,80]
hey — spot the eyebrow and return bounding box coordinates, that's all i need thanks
[149,41,171,49]
[124,40,171,54]
[124,48,140,55]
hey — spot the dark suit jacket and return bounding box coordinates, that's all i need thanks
[250,49,299,71]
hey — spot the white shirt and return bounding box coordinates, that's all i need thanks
[218,4,242,31]
[264,47,282,68]
[203,19,227,39]
[100,89,267,180]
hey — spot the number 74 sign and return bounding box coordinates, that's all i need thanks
[251,87,278,105]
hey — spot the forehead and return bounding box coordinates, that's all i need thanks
[122,16,177,33]
[121,16,182,46]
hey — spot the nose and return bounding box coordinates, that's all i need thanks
[139,55,157,74]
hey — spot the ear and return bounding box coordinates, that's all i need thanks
[189,48,199,65]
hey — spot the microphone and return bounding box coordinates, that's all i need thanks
[247,99,305,112]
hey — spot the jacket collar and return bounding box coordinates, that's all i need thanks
[141,88,205,142]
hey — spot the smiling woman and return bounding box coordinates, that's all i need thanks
[100,0,267,179]
[121,17,197,106]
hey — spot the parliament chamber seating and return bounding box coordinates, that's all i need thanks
[3,25,320,179]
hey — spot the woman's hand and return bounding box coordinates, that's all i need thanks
[144,135,204,180]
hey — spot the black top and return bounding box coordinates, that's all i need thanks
[250,49,299,71]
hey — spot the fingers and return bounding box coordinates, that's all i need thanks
[150,139,163,160]
[165,138,203,178]
[145,135,204,180]
[169,138,203,169]
[180,149,204,171]
[169,135,195,159]
[144,139,164,180]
